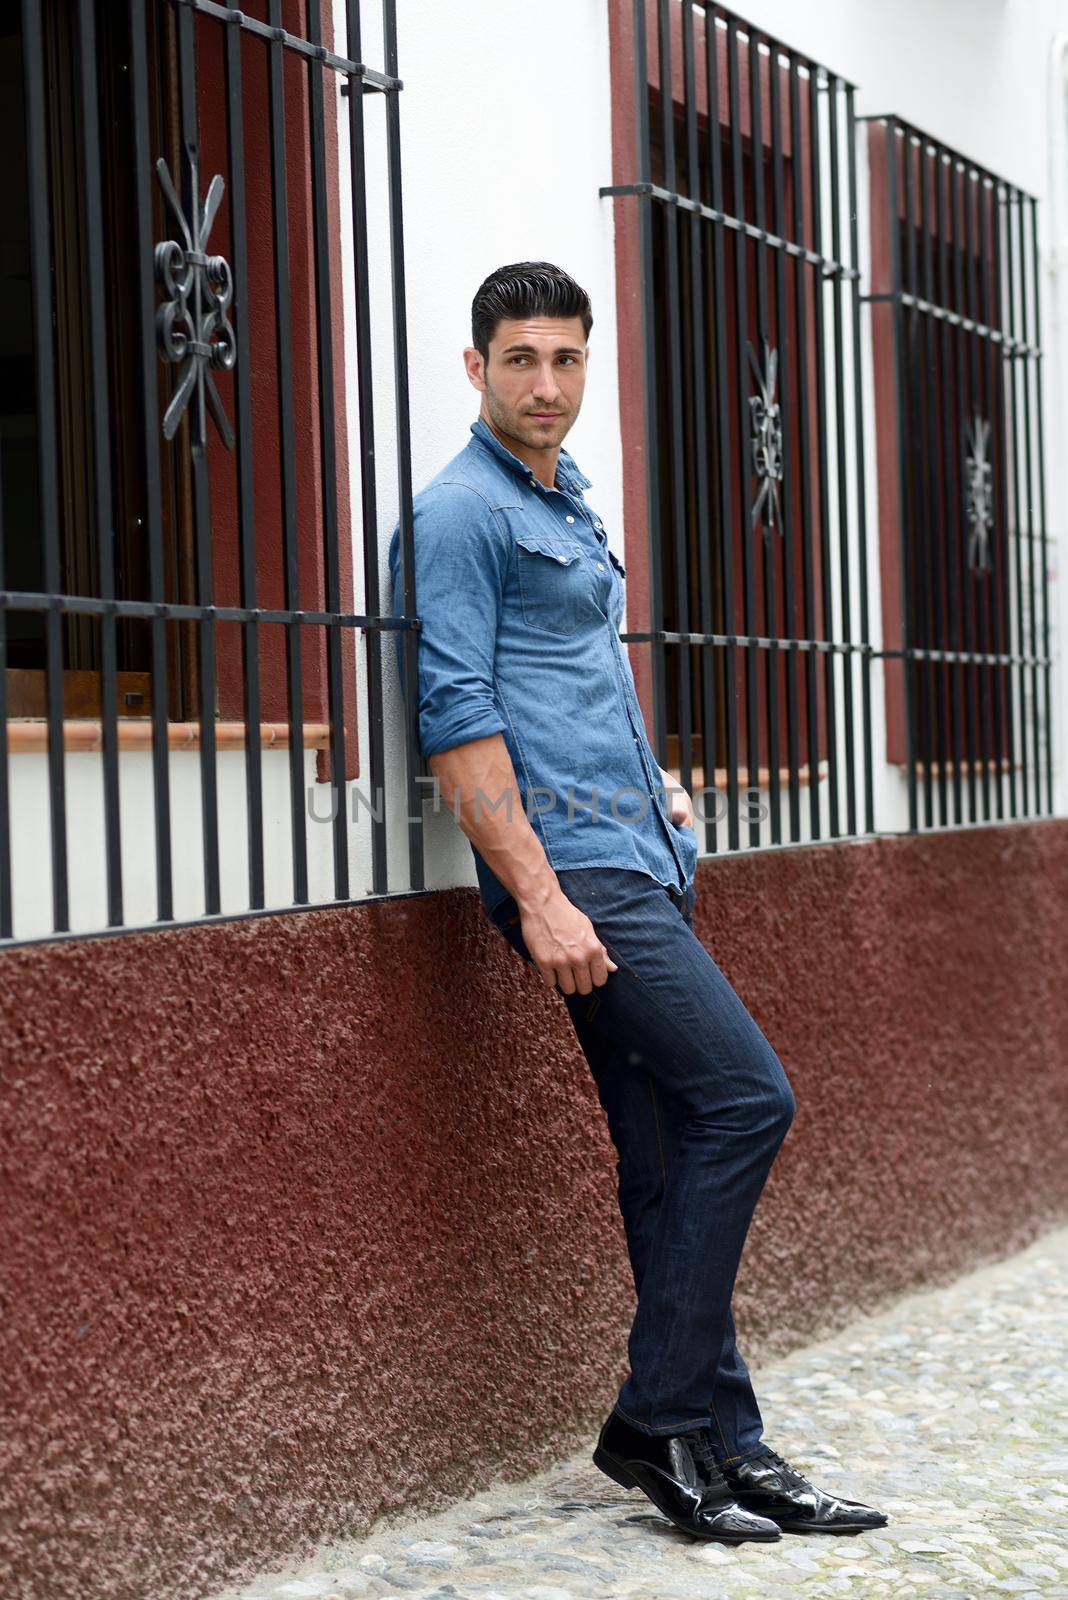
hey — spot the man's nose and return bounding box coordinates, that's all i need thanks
[530,364,562,402]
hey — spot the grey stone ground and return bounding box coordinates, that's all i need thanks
[209,1224,1068,1600]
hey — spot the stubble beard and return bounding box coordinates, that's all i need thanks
[483,382,577,456]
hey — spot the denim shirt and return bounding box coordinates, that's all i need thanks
[387,416,697,918]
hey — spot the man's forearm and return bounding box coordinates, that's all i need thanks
[428,733,559,910]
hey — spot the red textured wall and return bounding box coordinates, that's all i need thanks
[2,821,1067,1600]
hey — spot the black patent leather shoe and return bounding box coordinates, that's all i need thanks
[593,1411,782,1543]
[722,1446,889,1533]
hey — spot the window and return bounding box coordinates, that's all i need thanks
[0,0,410,942]
[0,4,165,715]
[605,0,872,852]
[865,117,1053,826]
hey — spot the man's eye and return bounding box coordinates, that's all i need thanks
[510,355,529,365]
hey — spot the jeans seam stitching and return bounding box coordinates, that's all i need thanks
[709,1397,735,1460]
[597,934,643,984]
[648,1076,667,1188]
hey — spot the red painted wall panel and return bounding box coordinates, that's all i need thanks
[1,822,1066,1598]
[606,0,829,773]
[196,1,358,779]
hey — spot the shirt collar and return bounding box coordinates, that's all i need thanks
[470,415,592,494]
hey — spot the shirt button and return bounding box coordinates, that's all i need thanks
[529,477,537,487]
[595,522,603,530]
[557,554,568,564]
[597,561,605,570]
[565,515,575,523]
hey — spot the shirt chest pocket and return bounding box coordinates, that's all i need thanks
[515,532,597,637]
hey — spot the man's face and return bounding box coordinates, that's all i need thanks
[464,315,589,454]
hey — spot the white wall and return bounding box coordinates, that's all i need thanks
[738,0,1064,200]
[351,0,626,903]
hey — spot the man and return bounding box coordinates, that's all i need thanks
[388,262,887,1545]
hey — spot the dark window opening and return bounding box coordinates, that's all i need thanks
[867,116,1050,818]
[0,3,193,719]
[644,50,834,788]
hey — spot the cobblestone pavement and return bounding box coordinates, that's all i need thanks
[210,1224,1068,1600]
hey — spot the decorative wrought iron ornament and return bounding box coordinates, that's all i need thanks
[154,156,236,449]
[963,414,994,573]
[747,339,784,534]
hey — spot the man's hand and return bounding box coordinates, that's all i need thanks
[658,764,694,828]
[519,886,618,996]
[427,733,619,996]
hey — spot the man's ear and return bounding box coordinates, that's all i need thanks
[463,346,487,392]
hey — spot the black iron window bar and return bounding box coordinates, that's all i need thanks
[859,115,1053,832]
[600,0,874,857]
[0,0,424,947]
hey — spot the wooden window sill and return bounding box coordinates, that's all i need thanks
[896,758,1023,777]
[664,761,829,788]
[4,720,331,753]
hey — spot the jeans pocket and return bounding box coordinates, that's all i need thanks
[597,931,643,984]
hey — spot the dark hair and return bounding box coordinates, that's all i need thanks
[471,261,593,357]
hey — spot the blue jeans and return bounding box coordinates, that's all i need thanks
[487,867,796,1463]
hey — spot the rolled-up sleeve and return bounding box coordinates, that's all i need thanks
[388,484,510,760]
